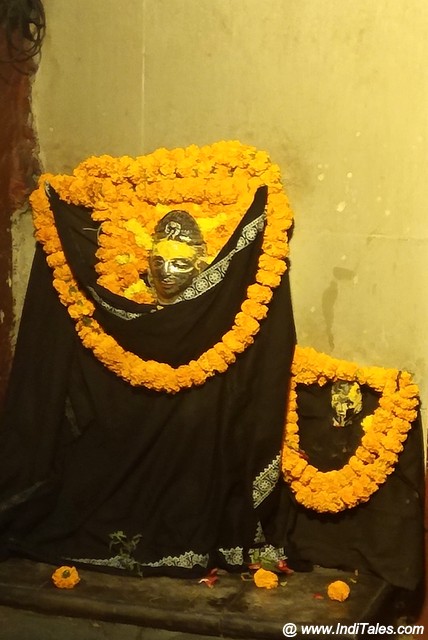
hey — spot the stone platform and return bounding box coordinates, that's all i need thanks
[0,558,395,639]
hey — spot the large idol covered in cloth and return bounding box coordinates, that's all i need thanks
[0,142,296,577]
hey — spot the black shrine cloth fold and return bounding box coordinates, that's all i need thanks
[0,184,424,591]
[0,186,297,577]
[286,384,425,591]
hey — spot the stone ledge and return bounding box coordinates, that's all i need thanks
[0,558,393,639]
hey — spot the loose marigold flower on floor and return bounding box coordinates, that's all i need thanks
[51,565,81,589]
[253,568,279,589]
[327,580,350,602]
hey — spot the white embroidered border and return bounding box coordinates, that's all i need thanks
[143,550,209,569]
[70,551,209,570]
[218,546,245,566]
[219,544,286,567]
[70,542,286,571]
[174,211,266,303]
[253,521,266,545]
[252,453,281,509]
[87,286,144,320]
[248,544,287,563]
[68,555,132,570]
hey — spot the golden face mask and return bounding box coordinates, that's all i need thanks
[149,240,201,304]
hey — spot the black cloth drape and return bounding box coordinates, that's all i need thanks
[286,384,425,591]
[0,186,297,577]
[0,184,424,590]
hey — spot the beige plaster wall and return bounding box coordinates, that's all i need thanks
[31,0,427,425]
[33,0,144,173]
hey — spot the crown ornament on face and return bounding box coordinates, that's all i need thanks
[149,210,208,305]
[153,210,206,248]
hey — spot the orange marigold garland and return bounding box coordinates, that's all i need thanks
[30,141,293,393]
[281,346,419,514]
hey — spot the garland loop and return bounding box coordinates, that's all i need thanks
[30,141,293,393]
[281,346,419,513]
[30,142,419,511]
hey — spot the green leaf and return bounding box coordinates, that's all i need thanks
[260,559,278,572]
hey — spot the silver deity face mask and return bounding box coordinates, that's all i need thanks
[149,242,201,303]
[149,211,206,304]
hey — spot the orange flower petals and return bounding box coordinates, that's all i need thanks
[253,568,279,589]
[51,566,80,589]
[327,580,350,602]
[30,141,293,393]
[281,346,419,513]
[246,283,273,305]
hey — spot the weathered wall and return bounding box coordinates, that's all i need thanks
[0,30,38,407]
[32,0,144,173]
[31,0,427,426]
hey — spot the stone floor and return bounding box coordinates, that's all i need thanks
[0,557,414,640]
[0,607,233,640]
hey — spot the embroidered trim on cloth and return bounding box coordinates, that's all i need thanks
[250,544,286,563]
[253,521,266,544]
[70,551,209,570]
[71,543,286,572]
[218,545,286,567]
[69,555,131,570]
[30,141,293,393]
[281,346,419,514]
[252,453,281,508]
[87,286,144,320]
[173,211,266,303]
[143,551,209,569]
[219,547,245,566]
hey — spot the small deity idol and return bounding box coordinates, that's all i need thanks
[148,210,207,305]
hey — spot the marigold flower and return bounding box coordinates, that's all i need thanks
[52,566,80,589]
[197,348,228,374]
[327,580,350,602]
[282,347,418,513]
[253,568,279,589]
[246,283,273,304]
[240,299,268,320]
[256,269,281,288]
[31,141,292,393]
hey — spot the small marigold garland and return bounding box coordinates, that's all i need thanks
[282,346,419,513]
[30,141,293,393]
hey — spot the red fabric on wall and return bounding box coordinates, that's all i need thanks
[0,29,38,409]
